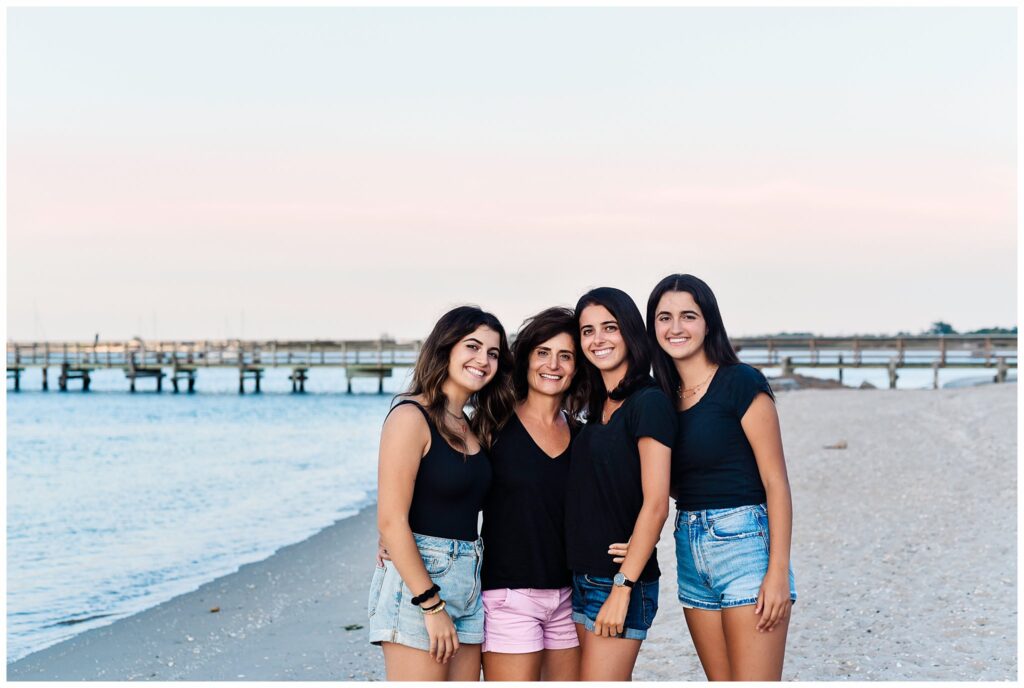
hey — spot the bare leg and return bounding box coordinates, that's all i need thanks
[447,644,483,681]
[541,647,581,681]
[382,642,448,681]
[482,651,543,681]
[722,605,790,681]
[576,624,642,681]
[682,607,732,681]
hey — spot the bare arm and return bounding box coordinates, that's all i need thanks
[618,437,672,581]
[593,436,671,636]
[376,404,459,661]
[377,404,436,598]
[741,392,793,631]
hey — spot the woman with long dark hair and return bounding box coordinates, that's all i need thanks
[646,274,796,681]
[564,287,675,681]
[478,307,588,681]
[368,305,515,681]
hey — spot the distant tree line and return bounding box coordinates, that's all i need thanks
[922,321,1017,336]
[752,322,1017,337]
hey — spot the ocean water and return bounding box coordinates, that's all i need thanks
[6,367,411,663]
[5,358,1014,662]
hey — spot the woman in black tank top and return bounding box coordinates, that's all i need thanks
[478,307,589,681]
[368,306,514,681]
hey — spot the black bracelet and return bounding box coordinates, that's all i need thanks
[410,583,440,606]
[420,598,444,612]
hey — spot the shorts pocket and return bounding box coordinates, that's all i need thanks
[482,588,511,610]
[419,547,455,578]
[367,564,387,617]
[583,574,614,589]
[640,581,659,628]
[708,508,762,541]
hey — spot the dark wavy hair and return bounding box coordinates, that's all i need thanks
[399,305,515,452]
[574,287,655,421]
[646,274,742,402]
[510,307,588,425]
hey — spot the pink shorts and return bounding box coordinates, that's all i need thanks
[481,587,580,654]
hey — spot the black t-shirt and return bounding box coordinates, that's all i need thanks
[388,400,492,542]
[565,383,676,582]
[672,363,772,511]
[480,413,574,590]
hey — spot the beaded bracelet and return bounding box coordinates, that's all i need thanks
[410,583,440,606]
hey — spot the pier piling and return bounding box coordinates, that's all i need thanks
[289,368,308,393]
[58,363,92,392]
[8,367,23,391]
[238,367,263,394]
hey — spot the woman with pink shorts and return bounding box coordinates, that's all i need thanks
[478,307,590,681]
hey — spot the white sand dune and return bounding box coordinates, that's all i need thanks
[8,385,1016,681]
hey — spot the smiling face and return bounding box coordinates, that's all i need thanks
[578,304,628,374]
[446,325,501,394]
[526,332,576,398]
[654,290,707,361]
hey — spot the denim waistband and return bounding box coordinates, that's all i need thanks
[675,503,766,529]
[413,532,484,557]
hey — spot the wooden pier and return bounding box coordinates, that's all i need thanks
[731,335,1017,388]
[5,335,1016,393]
[5,339,420,394]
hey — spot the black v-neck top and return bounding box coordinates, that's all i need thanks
[565,383,676,582]
[387,400,492,542]
[672,364,772,511]
[481,413,575,590]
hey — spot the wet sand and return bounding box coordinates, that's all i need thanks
[8,385,1017,681]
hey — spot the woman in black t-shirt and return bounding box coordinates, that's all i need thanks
[479,307,588,681]
[565,287,675,681]
[645,274,797,681]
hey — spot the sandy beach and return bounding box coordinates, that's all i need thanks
[8,384,1016,681]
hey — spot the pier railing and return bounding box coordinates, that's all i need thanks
[730,334,1017,367]
[6,335,1017,392]
[6,339,422,369]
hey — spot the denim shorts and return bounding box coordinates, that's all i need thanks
[368,533,485,650]
[674,503,797,610]
[570,573,659,641]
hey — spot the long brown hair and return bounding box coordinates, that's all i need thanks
[400,305,515,452]
[510,307,588,426]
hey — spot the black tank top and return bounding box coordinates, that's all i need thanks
[480,413,574,590]
[386,400,492,542]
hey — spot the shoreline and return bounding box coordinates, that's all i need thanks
[8,506,386,681]
[8,385,1017,681]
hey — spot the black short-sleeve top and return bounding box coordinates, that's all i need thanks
[565,383,676,582]
[480,413,575,590]
[672,363,773,511]
[387,400,492,542]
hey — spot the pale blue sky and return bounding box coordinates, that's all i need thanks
[7,7,1017,340]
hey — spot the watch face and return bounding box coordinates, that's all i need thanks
[613,573,625,586]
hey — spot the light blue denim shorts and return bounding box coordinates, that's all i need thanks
[674,503,797,610]
[368,533,485,651]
